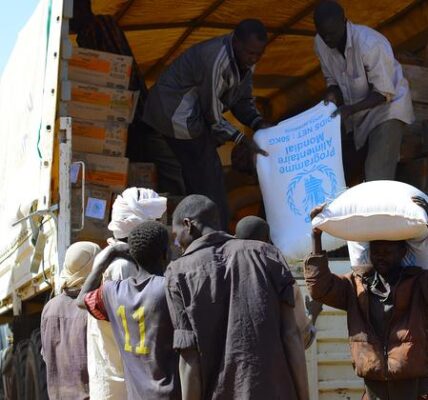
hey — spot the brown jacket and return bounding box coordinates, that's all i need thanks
[304,253,428,381]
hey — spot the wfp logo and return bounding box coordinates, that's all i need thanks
[286,164,337,222]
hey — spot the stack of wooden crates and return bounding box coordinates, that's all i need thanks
[397,64,428,192]
[61,48,156,245]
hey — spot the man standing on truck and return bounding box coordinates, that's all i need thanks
[87,188,167,399]
[143,19,273,229]
[70,0,185,195]
[166,195,309,400]
[41,241,100,400]
[313,1,414,184]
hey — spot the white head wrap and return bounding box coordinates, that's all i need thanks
[60,241,100,290]
[108,187,167,239]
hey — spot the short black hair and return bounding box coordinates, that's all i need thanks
[173,195,221,230]
[314,1,345,26]
[235,216,270,242]
[234,19,268,43]
[128,221,169,274]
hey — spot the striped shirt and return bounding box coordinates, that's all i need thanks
[143,34,262,144]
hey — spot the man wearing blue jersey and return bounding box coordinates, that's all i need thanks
[77,221,180,400]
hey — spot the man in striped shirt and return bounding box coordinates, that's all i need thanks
[143,19,272,229]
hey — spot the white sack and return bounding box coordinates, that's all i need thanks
[255,102,346,261]
[313,181,428,241]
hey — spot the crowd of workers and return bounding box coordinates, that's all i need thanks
[37,0,428,399]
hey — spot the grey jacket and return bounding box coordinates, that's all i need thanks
[143,34,262,144]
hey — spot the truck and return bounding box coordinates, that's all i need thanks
[0,0,427,399]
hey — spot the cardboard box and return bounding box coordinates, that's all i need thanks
[73,152,129,191]
[69,47,132,89]
[71,184,113,243]
[73,118,128,157]
[61,81,139,123]
[128,162,157,190]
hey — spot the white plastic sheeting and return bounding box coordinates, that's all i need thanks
[0,0,51,258]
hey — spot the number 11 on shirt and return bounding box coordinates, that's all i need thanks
[116,305,150,355]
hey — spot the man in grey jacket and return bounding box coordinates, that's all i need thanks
[143,19,272,229]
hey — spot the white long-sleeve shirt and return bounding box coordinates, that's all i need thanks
[315,21,414,149]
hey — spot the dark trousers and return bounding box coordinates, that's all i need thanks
[127,121,186,195]
[341,120,405,187]
[165,133,229,230]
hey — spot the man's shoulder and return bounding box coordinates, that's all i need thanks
[104,257,138,282]
[226,239,282,258]
[351,23,390,52]
[189,34,230,64]
[42,293,78,319]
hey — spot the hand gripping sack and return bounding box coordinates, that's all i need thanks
[312,180,428,242]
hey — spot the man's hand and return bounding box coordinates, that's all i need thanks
[95,242,131,269]
[242,136,269,157]
[331,105,354,120]
[76,242,132,309]
[324,91,339,106]
[310,204,326,236]
[412,196,428,216]
[324,85,343,106]
[305,296,323,324]
[310,204,325,254]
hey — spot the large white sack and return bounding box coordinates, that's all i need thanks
[255,101,346,261]
[313,180,428,241]
[348,237,428,269]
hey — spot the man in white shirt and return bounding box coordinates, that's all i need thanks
[313,1,414,183]
[87,188,167,399]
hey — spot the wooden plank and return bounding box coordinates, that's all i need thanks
[144,0,227,79]
[122,21,314,36]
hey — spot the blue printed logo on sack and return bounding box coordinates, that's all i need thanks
[287,164,337,222]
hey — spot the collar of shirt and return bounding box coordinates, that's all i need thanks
[182,231,235,257]
[225,33,255,82]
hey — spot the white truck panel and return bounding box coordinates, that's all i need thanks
[300,260,365,400]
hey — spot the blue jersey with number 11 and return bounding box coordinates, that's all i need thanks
[102,274,180,400]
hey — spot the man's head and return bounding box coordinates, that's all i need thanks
[313,1,346,49]
[60,241,101,290]
[128,221,170,276]
[235,216,270,243]
[70,0,94,33]
[172,195,221,251]
[232,19,268,71]
[369,240,407,277]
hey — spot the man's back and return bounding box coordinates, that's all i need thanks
[165,232,298,400]
[101,274,180,400]
[41,292,89,400]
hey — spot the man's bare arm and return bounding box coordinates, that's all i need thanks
[179,349,202,400]
[281,302,310,400]
[76,243,130,308]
